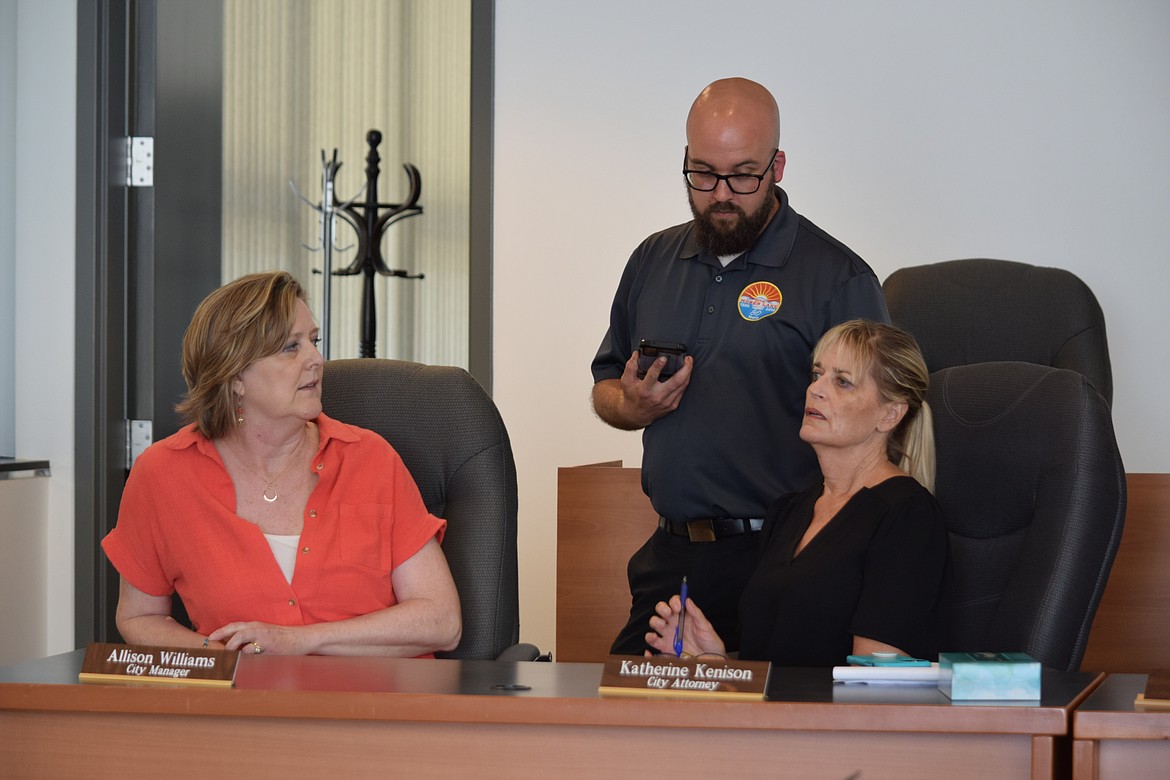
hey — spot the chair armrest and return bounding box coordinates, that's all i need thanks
[494,643,547,662]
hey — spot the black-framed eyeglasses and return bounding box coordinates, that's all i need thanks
[682,149,778,195]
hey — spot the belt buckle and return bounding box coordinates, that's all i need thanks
[687,519,716,542]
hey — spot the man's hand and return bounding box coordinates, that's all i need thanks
[592,351,693,430]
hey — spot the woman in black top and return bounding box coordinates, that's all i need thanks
[645,320,947,665]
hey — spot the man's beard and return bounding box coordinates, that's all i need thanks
[689,190,775,256]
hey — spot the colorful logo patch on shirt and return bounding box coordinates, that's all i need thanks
[738,282,783,321]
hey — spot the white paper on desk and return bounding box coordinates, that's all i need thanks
[832,663,941,684]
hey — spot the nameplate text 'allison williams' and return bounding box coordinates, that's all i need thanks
[80,642,239,688]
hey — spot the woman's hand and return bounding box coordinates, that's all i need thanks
[644,595,727,658]
[208,621,309,656]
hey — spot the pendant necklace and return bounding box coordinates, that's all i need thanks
[229,426,308,503]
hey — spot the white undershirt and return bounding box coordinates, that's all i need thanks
[263,533,300,584]
[718,251,744,267]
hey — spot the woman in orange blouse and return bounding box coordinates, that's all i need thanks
[103,271,461,657]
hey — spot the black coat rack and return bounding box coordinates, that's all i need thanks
[294,129,423,358]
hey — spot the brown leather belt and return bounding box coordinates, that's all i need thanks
[657,517,765,542]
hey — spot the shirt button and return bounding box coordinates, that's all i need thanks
[308,509,317,518]
[707,305,715,314]
[715,275,722,283]
[301,547,310,554]
[288,599,297,606]
[316,462,324,470]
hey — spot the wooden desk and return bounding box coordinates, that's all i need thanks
[1,651,1099,779]
[1072,674,1170,780]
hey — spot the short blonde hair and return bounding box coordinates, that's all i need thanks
[175,271,308,439]
[812,319,936,492]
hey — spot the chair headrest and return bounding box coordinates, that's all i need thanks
[884,259,1112,404]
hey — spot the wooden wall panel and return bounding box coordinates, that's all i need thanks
[555,463,656,662]
[1082,473,1170,673]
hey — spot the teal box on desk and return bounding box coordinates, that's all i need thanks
[938,652,1041,700]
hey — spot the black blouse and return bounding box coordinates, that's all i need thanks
[737,476,948,666]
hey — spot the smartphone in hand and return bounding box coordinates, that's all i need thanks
[636,340,687,381]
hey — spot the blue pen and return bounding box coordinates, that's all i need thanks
[673,576,688,656]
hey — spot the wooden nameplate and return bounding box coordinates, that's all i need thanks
[599,654,770,701]
[79,642,239,688]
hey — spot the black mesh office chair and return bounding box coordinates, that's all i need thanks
[884,258,1113,405]
[321,358,537,661]
[929,361,1126,671]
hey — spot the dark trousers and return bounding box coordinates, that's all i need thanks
[609,526,763,656]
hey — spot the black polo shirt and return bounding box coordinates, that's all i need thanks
[592,187,889,520]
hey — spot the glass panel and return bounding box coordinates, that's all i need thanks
[222,0,470,364]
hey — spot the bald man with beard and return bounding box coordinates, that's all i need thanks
[592,78,890,656]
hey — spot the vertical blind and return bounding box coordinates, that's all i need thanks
[222,0,470,365]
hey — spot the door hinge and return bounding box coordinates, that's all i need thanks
[126,419,153,469]
[126,136,154,187]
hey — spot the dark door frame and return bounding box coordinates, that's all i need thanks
[75,0,132,645]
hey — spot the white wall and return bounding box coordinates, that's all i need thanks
[494,0,1170,655]
[11,0,76,654]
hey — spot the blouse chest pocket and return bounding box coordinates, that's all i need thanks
[338,503,391,572]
